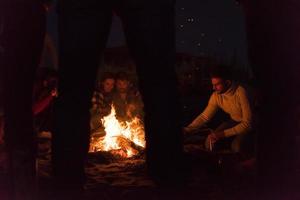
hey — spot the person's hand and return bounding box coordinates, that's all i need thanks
[51,88,58,97]
[205,133,219,151]
[205,134,216,151]
[207,133,218,143]
[205,131,225,151]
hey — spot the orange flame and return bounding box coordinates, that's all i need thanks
[89,105,145,158]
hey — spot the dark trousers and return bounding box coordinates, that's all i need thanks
[242,0,299,198]
[1,1,46,199]
[52,0,183,186]
[214,120,255,157]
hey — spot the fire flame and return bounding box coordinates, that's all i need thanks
[89,105,145,158]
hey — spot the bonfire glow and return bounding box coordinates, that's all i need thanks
[89,105,145,158]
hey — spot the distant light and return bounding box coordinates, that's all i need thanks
[197,43,201,46]
[201,33,205,37]
[180,24,184,28]
[181,7,185,10]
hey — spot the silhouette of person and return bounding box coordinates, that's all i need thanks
[0,1,46,199]
[52,0,184,193]
[241,0,299,199]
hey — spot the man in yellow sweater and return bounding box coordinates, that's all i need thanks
[184,66,253,154]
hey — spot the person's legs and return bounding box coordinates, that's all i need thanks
[231,131,255,158]
[0,1,46,199]
[211,120,237,152]
[231,134,244,153]
[118,0,184,183]
[242,1,299,198]
[211,120,254,156]
[53,0,113,190]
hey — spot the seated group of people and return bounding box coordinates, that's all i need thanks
[90,65,256,159]
[90,71,144,133]
[1,65,255,160]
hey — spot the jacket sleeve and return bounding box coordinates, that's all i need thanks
[33,95,54,116]
[224,87,253,137]
[185,93,219,133]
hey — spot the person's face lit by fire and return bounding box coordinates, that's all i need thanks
[116,79,129,94]
[102,78,115,93]
[211,77,231,94]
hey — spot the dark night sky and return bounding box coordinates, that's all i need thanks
[48,0,249,66]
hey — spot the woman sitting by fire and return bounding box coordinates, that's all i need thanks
[90,71,144,134]
[90,72,116,133]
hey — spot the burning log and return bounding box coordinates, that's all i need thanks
[89,105,145,158]
[90,135,144,158]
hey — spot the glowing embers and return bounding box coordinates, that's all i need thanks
[89,105,145,158]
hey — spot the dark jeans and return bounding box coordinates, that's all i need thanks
[242,1,299,197]
[213,120,255,157]
[1,0,45,153]
[1,1,46,199]
[53,0,183,185]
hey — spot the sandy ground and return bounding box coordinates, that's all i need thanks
[1,130,299,200]
[38,132,256,200]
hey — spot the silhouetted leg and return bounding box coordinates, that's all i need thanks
[118,0,184,183]
[1,1,45,199]
[53,0,113,193]
[242,0,299,199]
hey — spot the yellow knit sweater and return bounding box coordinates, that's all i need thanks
[186,83,253,137]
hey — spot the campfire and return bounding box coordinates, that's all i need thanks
[89,105,146,158]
